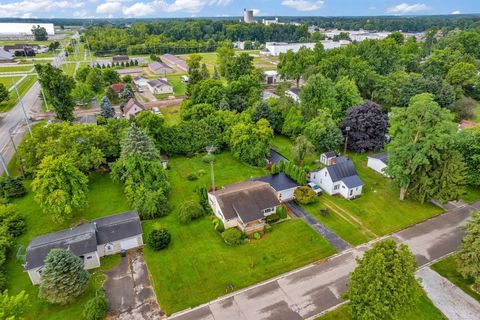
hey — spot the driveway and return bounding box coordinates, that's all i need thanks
[417,267,480,320]
[104,250,165,320]
[169,202,480,320]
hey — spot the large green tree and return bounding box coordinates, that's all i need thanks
[39,249,90,304]
[456,211,480,292]
[230,119,274,167]
[216,43,235,78]
[31,25,48,41]
[100,96,115,119]
[0,84,9,105]
[35,64,76,121]
[0,290,29,319]
[303,111,343,153]
[334,77,363,118]
[387,93,458,200]
[32,155,88,222]
[225,53,255,82]
[71,82,95,106]
[293,135,314,166]
[343,239,419,320]
[277,47,313,88]
[300,74,338,121]
[455,127,480,187]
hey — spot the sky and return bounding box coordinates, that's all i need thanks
[0,0,478,19]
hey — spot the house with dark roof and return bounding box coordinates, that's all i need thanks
[367,152,389,176]
[123,98,146,118]
[309,158,364,199]
[208,181,280,234]
[252,172,299,202]
[112,55,129,63]
[24,211,143,285]
[320,151,337,166]
[267,148,288,165]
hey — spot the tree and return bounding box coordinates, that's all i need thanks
[147,228,171,250]
[343,239,419,320]
[303,111,343,153]
[102,68,121,85]
[343,102,388,153]
[83,290,108,320]
[0,290,29,319]
[119,86,134,109]
[35,64,76,121]
[300,74,338,121]
[200,63,210,80]
[293,135,314,166]
[225,53,255,82]
[75,65,91,82]
[86,68,105,93]
[455,127,480,187]
[100,96,115,119]
[230,119,274,167]
[456,211,480,292]
[31,25,48,41]
[186,54,204,93]
[446,62,478,93]
[216,43,235,77]
[39,249,90,304]
[213,66,220,80]
[277,47,313,88]
[386,93,457,200]
[32,155,88,222]
[334,77,363,119]
[71,82,95,106]
[281,105,304,137]
[0,84,9,105]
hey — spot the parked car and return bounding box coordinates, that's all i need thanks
[307,182,322,195]
[151,107,161,115]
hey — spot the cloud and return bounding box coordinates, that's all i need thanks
[123,2,154,16]
[252,8,261,15]
[96,1,122,13]
[0,0,84,18]
[387,3,429,14]
[368,6,376,10]
[281,0,324,11]
[451,10,460,14]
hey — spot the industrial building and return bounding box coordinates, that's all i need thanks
[244,9,254,23]
[0,23,55,36]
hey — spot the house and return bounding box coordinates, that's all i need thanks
[264,42,316,56]
[285,88,300,103]
[208,181,280,235]
[110,83,125,95]
[133,76,149,90]
[123,98,146,118]
[4,44,36,57]
[161,54,188,72]
[320,151,337,166]
[262,91,279,100]
[367,152,388,176]
[146,78,173,95]
[112,55,129,64]
[264,70,281,84]
[24,211,143,285]
[309,158,364,199]
[0,48,13,63]
[267,148,288,165]
[253,172,299,202]
[148,61,174,75]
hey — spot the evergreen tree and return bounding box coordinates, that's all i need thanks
[119,86,134,109]
[0,290,29,319]
[100,96,115,119]
[39,249,90,304]
[343,239,419,319]
[213,66,220,80]
[456,211,480,292]
[200,63,210,80]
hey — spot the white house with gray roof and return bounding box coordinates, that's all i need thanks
[24,211,143,285]
[146,78,173,95]
[309,158,364,199]
[367,152,389,176]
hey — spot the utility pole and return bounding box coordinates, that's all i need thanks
[206,146,217,191]
[343,126,350,155]
[40,84,48,111]
[13,82,32,137]
[0,153,9,177]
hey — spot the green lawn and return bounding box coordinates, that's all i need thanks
[143,152,337,314]
[62,62,76,77]
[0,76,22,88]
[463,187,480,203]
[165,74,187,96]
[271,135,319,167]
[0,65,34,73]
[161,105,181,125]
[5,173,130,320]
[317,287,445,320]
[0,75,37,112]
[431,255,480,302]
[475,104,480,123]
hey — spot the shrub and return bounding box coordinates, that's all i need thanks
[294,186,318,205]
[266,213,280,224]
[147,228,171,251]
[213,218,225,233]
[196,186,211,213]
[202,154,215,163]
[83,290,108,320]
[0,270,7,292]
[253,232,261,240]
[276,206,288,219]
[0,176,26,199]
[197,169,206,177]
[222,228,243,246]
[187,173,198,181]
[178,201,205,224]
[0,204,26,238]
[264,224,272,232]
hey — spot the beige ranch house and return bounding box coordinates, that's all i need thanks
[24,211,143,285]
[208,181,280,235]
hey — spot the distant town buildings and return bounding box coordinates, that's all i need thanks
[244,9,255,23]
[0,23,55,36]
[263,42,317,56]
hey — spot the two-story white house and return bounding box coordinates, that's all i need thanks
[208,181,280,235]
[309,157,364,199]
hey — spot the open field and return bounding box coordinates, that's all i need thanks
[0,76,22,88]
[0,65,34,73]
[0,75,37,113]
[431,255,480,303]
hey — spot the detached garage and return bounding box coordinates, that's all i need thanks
[367,152,389,176]
[253,172,299,202]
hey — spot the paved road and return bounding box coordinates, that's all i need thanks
[169,201,480,320]
[417,267,480,320]
[287,201,350,252]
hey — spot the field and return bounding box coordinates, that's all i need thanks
[0,75,37,113]
[0,76,22,88]
[143,152,337,314]
[0,65,34,73]
[431,255,480,302]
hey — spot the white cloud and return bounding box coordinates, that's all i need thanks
[123,2,154,16]
[208,0,230,5]
[96,1,122,13]
[252,8,261,15]
[387,3,429,14]
[0,0,84,18]
[451,10,460,14]
[281,0,324,11]
[369,6,376,10]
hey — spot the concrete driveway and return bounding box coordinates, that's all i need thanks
[104,250,164,320]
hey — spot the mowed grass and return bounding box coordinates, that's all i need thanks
[316,287,446,320]
[463,187,480,203]
[165,74,187,96]
[431,255,480,302]
[0,76,22,88]
[5,173,131,320]
[0,65,34,73]
[0,75,37,112]
[143,152,337,314]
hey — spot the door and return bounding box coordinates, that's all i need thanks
[120,238,139,250]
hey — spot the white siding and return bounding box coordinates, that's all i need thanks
[309,169,335,195]
[96,235,144,257]
[278,187,297,202]
[208,193,239,229]
[367,157,388,176]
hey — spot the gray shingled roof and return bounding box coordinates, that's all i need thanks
[369,152,388,165]
[326,160,358,182]
[268,148,288,164]
[147,78,172,88]
[322,151,337,158]
[252,172,298,192]
[25,211,142,271]
[211,181,280,223]
[342,175,365,188]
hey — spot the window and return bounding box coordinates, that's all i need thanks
[334,184,340,190]
[342,185,345,189]
[350,189,353,196]
[324,171,327,176]
[86,256,92,260]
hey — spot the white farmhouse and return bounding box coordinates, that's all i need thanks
[208,181,280,235]
[253,172,299,202]
[309,158,364,199]
[367,152,389,176]
[24,211,143,285]
[146,78,173,95]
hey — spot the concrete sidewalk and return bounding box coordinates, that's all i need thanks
[169,202,479,320]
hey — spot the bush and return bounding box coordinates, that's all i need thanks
[294,186,318,205]
[197,169,206,177]
[83,290,108,320]
[264,224,272,232]
[187,173,198,181]
[253,232,261,240]
[0,204,26,238]
[0,270,7,292]
[196,186,211,213]
[202,154,215,163]
[178,201,205,224]
[213,218,225,233]
[147,228,171,250]
[222,228,243,246]
[0,176,26,199]
[266,213,280,224]
[276,206,288,219]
